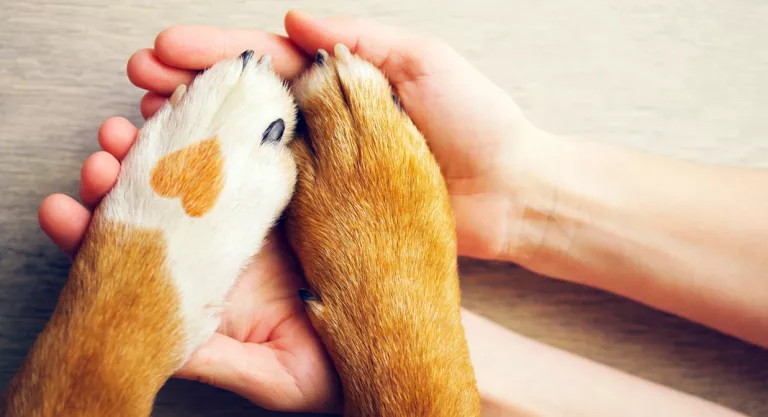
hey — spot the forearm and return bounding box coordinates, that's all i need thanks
[461,309,745,417]
[507,130,768,348]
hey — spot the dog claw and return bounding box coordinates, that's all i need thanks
[315,49,329,65]
[333,43,351,60]
[240,50,255,68]
[261,118,286,144]
[169,84,187,107]
[298,288,320,302]
[257,54,272,67]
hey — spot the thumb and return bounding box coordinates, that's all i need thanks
[284,9,458,85]
[174,333,298,410]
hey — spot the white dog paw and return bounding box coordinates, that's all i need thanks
[97,50,297,356]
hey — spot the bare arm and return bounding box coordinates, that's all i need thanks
[462,309,746,417]
[503,130,768,348]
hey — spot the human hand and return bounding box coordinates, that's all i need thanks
[127,10,543,264]
[40,9,544,413]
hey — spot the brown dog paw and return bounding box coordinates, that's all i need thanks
[285,44,480,416]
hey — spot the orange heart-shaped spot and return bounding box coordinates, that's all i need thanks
[150,137,224,217]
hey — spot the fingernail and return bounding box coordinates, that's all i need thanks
[288,9,317,22]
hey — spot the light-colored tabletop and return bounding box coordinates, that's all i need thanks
[1,1,767,415]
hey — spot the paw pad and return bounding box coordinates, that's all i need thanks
[149,138,225,217]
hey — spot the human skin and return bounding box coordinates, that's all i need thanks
[37,9,760,416]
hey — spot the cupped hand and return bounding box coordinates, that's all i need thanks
[40,9,539,413]
[39,103,340,414]
[127,10,538,262]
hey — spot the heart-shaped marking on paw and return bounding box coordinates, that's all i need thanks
[150,137,224,217]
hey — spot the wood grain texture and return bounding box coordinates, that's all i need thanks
[1,0,767,415]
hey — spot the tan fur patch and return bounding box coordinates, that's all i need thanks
[150,137,224,217]
[286,51,481,416]
[1,219,184,417]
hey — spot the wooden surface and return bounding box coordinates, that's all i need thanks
[2,0,768,415]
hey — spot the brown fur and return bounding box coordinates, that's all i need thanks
[285,49,481,416]
[150,137,224,217]
[0,219,184,417]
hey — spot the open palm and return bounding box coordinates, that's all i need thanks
[39,10,533,414]
[40,120,340,413]
[175,231,341,412]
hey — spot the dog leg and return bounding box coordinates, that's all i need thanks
[2,51,297,417]
[286,45,482,417]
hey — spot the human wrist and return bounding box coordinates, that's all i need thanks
[503,125,759,286]
[461,308,747,417]
[498,128,651,284]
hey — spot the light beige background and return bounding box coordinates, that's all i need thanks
[1,1,767,416]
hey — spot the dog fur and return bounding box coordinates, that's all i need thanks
[1,46,481,416]
[285,45,482,416]
[1,52,297,416]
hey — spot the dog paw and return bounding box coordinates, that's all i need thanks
[96,50,297,355]
[284,46,481,415]
[286,44,455,325]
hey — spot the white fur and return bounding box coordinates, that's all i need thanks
[98,54,297,357]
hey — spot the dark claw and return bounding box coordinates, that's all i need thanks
[256,55,272,67]
[262,119,286,144]
[240,50,255,68]
[315,49,329,65]
[392,93,402,111]
[298,289,319,302]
